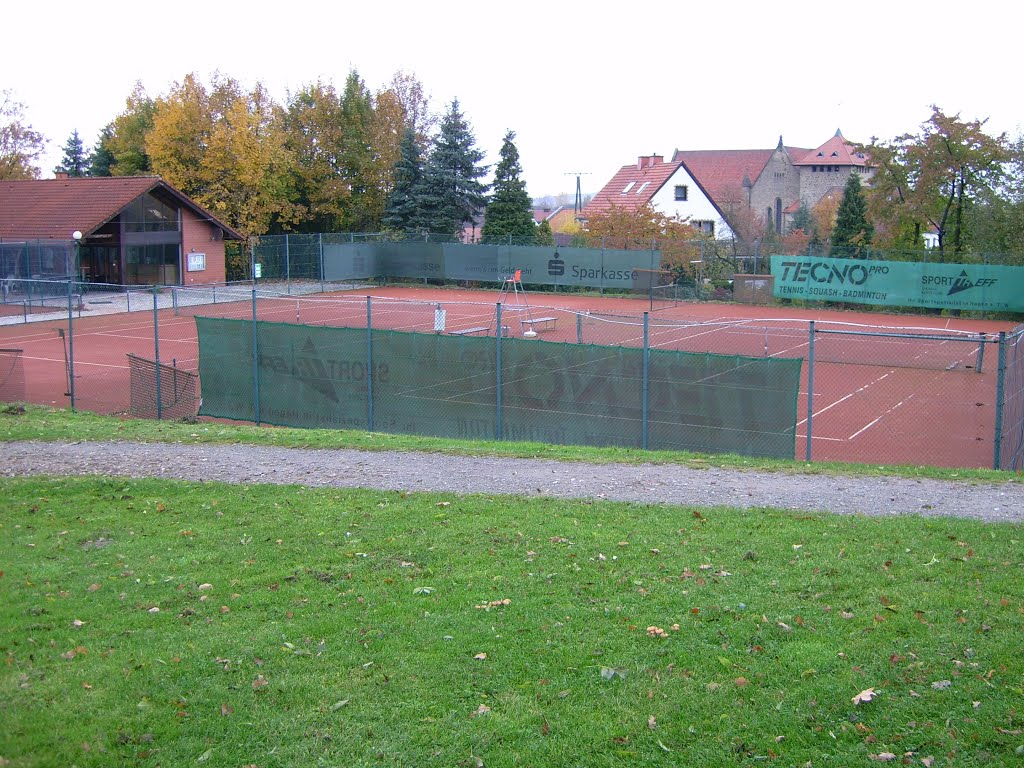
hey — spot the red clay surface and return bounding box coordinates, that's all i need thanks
[0,284,1013,469]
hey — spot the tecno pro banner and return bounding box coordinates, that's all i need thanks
[771,255,1024,312]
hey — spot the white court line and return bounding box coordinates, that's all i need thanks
[19,353,128,370]
[847,394,913,440]
[796,370,893,428]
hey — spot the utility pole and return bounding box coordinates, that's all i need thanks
[564,171,591,219]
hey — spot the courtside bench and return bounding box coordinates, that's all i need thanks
[449,325,511,336]
[523,316,557,332]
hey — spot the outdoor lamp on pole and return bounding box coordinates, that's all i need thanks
[67,231,82,408]
[72,230,83,280]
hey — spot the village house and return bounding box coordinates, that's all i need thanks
[585,131,873,243]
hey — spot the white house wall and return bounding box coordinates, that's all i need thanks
[648,167,734,240]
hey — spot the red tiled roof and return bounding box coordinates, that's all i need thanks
[0,176,242,241]
[584,155,681,216]
[792,130,869,167]
[532,206,566,223]
[674,149,774,208]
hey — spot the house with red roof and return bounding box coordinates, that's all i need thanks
[585,131,872,245]
[0,176,242,285]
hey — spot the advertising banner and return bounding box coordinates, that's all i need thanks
[318,242,661,290]
[771,256,1024,312]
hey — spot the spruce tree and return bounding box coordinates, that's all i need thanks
[830,172,874,257]
[419,99,489,239]
[55,129,88,177]
[481,130,535,243]
[788,200,814,235]
[535,219,554,246]
[382,125,426,233]
[88,125,116,177]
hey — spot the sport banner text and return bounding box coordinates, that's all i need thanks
[770,256,1024,312]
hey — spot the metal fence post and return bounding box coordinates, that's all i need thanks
[993,331,1007,469]
[642,312,649,450]
[319,233,325,292]
[805,321,815,462]
[67,279,75,409]
[285,235,291,294]
[496,303,503,441]
[366,296,374,432]
[577,313,584,344]
[252,289,261,426]
[153,285,162,420]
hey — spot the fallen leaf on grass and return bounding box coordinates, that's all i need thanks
[330,699,350,711]
[869,753,896,762]
[470,704,491,718]
[220,703,234,716]
[931,680,952,690]
[474,598,510,610]
[648,715,657,730]
[252,675,269,690]
[474,653,487,660]
[852,688,877,705]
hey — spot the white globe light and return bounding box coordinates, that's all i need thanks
[72,230,83,241]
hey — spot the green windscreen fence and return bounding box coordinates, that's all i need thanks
[196,317,802,459]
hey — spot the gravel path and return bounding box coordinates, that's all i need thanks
[2,440,1021,523]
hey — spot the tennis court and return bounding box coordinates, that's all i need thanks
[0,281,1016,469]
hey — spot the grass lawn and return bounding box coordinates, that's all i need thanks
[2,473,1022,767]
[3,404,1020,483]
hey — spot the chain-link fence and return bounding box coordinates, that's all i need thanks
[1,280,1021,470]
[997,324,1024,471]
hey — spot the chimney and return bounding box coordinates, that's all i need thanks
[637,154,664,170]
[55,172,69,180]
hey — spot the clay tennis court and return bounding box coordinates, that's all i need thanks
[0,282,1013,469]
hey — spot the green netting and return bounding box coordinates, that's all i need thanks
[196,317,802,459]
[998,326,1024,471]
[254,239,665,290]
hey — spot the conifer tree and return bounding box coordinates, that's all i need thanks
[55,129,88,177]
[481,130,535,243]
[830,172,874,257]
[382,125,426,233]
[418,99,489,239]
[535,219,554,246]
[88,125,116,177]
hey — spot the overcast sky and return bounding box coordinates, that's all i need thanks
[6,1,1021,200]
